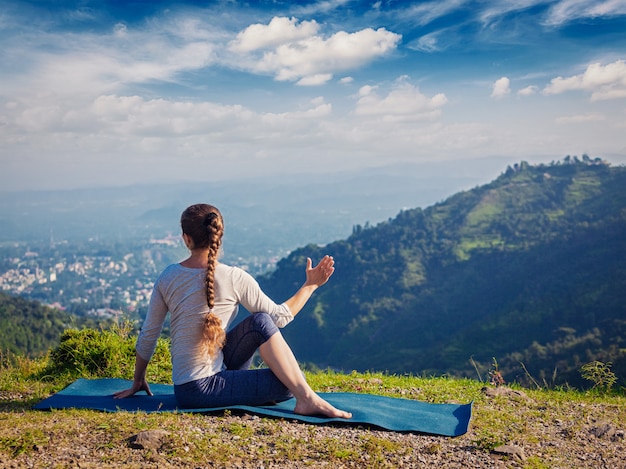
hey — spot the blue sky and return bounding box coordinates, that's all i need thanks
[1,0,625,191]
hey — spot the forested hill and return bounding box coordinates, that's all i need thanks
[0,292,106,357]
[258,159,626,388]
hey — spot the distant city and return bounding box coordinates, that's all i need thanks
[0,235,283,320]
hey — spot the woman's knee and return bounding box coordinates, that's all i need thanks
[250,312,279,341]
[250,311,272,326]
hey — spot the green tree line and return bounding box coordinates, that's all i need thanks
[0,292,111,357]
[258,158,626,388]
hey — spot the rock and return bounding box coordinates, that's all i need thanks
[482,386,529,401]
[129,429,171,450]
[588,423,615,439]
[492,444,526,462]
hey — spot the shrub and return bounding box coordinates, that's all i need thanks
[39,321,172,383]
[580,361,617,392]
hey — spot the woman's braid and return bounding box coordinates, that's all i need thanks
[203,211,226,357]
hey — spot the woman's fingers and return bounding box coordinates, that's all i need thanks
[113,388,133,399]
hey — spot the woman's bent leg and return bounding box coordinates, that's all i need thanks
[259,333,352,419]
[175,368,292,408]
[223,313,278,371]
[176,312,294,408]
[183,312,352,418]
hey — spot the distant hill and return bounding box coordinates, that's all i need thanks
[258,158,626,388]
[0,292,108,357]
[0,162,481,259]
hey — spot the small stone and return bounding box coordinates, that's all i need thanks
[129,429,171,450]
[492,444,526,462]
[482,386,529,401]
[589,423,615,439]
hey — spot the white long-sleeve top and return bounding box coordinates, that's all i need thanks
[136,263,293,385]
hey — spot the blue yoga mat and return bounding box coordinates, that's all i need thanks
[34,378,472,437]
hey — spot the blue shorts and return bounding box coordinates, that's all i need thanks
[174,312,293,408]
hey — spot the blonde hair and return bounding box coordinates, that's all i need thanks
[180,204,226,357]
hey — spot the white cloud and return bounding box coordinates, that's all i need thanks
[113,23,128,38]
[261,100,332,124]
[545,0,626,26]
[2,11,402,100]
[229,17,320,52]
[518,85,538,96]
[8,92,321,146]
[246,24,401,84]
[403,0,468,27]
[2,91,337,176]
[2,21,217,99]
[478,0,626,28]
[555,112,606,124]
[543,60,626,101]
[491,77,511,99]
[354,78,448,122]
[358,84,378,96]
[480,0,544,26]
[310,96,326,107]
[291,0,351,16]
[410,32,440,52]
[14,103,64,132]
[297,74,334,86]
[97,95,241,133]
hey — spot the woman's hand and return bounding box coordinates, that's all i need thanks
[304,255,335,288]
[285,255,335,317]
[113,378,153,399]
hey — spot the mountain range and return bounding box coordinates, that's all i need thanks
[258,158,626,388]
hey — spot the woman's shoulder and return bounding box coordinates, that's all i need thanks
[217,262,244,275]
[216,263,255,282]
[161,263,186,275]
[153,263,175,279]
[157,263,197,282]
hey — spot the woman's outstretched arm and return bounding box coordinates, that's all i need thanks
[113,353,153,399]
[284,255,334,317]
[115,278,168,399]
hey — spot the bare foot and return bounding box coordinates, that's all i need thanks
[294,394,352,419]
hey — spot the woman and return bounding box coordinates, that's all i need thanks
[114,203,351,419]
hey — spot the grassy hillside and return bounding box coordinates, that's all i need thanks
[258,159,626,388]
[0,326,624,468]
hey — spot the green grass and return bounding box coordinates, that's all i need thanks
[465,197,504,229]
[1,326,625,467]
